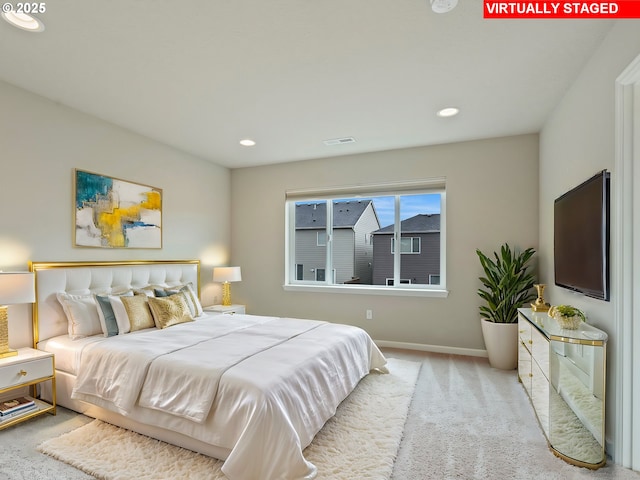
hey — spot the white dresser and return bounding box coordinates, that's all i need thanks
[518,308,607,469]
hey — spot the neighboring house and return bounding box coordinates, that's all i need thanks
[294,200,380,284]
[371,214,441,285]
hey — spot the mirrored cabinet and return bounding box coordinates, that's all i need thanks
[518,308,607,469]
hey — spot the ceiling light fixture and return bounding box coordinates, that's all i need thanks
[1,11,45,32]
[239,139,256,147]
[430,0,458,13]
[437,107,460,118]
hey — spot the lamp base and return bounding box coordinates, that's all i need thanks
[0,348,17,359]
[0,305,18,358]
[222,282,232,307]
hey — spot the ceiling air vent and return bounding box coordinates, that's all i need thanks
[323,137,356,146]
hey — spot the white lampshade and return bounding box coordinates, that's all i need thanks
[0,272,35,305]
[213,267,242,283]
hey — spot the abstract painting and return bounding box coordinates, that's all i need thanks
[74,169,162,248]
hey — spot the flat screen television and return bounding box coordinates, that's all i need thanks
[554,170,610,301]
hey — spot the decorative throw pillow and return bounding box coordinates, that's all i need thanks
[95,294,120,337]
[158,283,203,317]
[121,295,155,332]
[56,292,102,340]
[132,287,156,297]
[180,283,204,317]
[108,292,135,334]
[148,293,193,329]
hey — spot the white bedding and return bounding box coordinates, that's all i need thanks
[68,313,387,480]
[38,334,103,375]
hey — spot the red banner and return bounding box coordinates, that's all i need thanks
[484,1,640,18]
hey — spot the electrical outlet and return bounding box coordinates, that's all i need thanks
[366,309,373,320]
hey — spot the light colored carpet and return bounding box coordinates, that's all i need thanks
[36,357,420,480]
[3,350,640,480]
[388,349,640,480]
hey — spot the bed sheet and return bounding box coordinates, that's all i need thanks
[69,314,386,480]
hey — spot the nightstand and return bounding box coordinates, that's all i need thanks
[203,304,246,315]
[0,348,56,430]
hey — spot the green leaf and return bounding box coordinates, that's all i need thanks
[476,243,537,323]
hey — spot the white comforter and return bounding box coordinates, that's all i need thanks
[71,314,387,480]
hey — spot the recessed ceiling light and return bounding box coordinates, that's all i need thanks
[239,139,256,147]
[437,107,459,118]
[430,0,458,13]
[1,11,45,32]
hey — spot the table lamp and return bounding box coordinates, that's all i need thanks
[213,267,242,307]
[0,272,35,358]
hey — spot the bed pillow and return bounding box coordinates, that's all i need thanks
[148,293,193,329]
[180,283,204,317]
[56,292,103,340]
[108,292,135,334]
[121,294,155,332]
[157,283,203,317]
[95,294,120,337]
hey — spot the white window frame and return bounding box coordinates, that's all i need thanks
[284,179,448,297]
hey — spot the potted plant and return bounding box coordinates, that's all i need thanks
[548,305,585,330]
[476,243,537,369]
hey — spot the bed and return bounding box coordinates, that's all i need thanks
[31,260,387,480]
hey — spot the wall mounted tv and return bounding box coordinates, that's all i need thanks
[554,170,610,301]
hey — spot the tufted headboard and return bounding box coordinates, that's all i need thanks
[30,260,200,347]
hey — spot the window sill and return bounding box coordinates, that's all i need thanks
[282,284,449,297]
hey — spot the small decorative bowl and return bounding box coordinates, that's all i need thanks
[556,315,582,330]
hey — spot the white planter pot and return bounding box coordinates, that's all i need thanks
[481,318,518,370]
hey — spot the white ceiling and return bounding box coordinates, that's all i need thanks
[0,1,615,168]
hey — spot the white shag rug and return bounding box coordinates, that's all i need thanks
[38,358,420,480]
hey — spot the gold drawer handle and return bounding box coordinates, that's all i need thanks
[19,370,27,376]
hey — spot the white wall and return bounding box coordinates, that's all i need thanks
[231,134,539,352]
[0,80,231,349]
[539,21,640,459]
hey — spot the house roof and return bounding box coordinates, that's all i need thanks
[373,214,440,234]
[295,200,373,229]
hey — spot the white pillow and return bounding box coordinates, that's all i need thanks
[108,291,135,334]
[56,292,102,340]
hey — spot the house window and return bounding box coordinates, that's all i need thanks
[317,232,326,246]
[284,178,446,296]
[391,237,421,254]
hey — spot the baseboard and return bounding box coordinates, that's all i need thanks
[375,339,488,358]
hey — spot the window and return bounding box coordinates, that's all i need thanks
[317,232,326,246]
[391,237,421,254]
[285,179,446,296]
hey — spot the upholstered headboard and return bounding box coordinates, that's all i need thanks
[30,260,200,346]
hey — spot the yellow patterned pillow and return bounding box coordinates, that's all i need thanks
[148,293,193,329]
[121,295,155,332]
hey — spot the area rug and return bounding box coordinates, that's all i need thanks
[38,357,420,480]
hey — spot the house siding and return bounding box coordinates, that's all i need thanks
[372,232,440,285]
[295,230,326,281]
[352,202,378,284]
[332,229,355,283]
